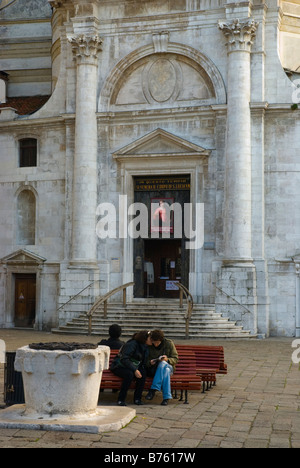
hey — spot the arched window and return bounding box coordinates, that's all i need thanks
[17,190,36,245]
[19,138,37,167]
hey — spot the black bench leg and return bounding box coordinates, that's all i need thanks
[184,390,189,404]
[179,390,184,401]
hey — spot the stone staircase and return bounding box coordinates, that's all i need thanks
[53,300,254,339]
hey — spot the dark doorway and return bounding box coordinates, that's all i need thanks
[145,239,181,298]
[133,175,191,298]
[14,274,36,327]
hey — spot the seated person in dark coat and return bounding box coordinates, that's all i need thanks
[111,330,152,406]
[98,324,125,350]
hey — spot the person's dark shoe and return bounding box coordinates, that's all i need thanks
[117,401,127,407]
[134,399,145,406]
[145,390,156,401]
[161,399,169,406]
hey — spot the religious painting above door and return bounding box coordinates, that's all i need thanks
[151,198,174,234]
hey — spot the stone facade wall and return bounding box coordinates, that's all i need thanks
[0,0,299,335]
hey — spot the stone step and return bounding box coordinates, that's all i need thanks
[71,317,237,328]
[53,301,253,339]
[73,312,227,321]
[53,326,253,340]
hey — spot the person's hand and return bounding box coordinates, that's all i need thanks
[161,355,168,362]
[135,370,142,379]
[150,359,156,366]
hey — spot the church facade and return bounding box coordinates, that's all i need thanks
[0,0,300,337]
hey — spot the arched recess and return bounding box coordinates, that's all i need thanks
[16,188,37,246]
[98,42,226,112]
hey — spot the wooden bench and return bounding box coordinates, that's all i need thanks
[100,349,202,404]
[176,345,227,392]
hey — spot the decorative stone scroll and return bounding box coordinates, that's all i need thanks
[218,18,259,52]
[68,34,103,64]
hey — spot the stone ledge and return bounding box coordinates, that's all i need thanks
[0,404,136,434]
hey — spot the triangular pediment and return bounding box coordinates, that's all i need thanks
[113,129,210,160]
[1,249,46,265]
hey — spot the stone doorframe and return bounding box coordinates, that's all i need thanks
[112,128,211,303]
[0,249,46,329]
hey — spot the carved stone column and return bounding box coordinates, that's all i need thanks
[218,18,259,264]
[68,33,102,266]
[215,18,259,336]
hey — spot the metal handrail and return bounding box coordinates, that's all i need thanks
[57,280,100,312]
[86,282,135,335]
[215,286,252,316]
[171,282,194,339]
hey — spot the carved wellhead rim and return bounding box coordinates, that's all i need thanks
[29,342,98,351]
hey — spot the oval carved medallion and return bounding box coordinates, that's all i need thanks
[148,58,177,103]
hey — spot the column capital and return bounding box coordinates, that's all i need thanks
[68,33,103,65]
[218,18,259,52]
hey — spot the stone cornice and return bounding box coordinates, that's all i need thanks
[218,18,259,52]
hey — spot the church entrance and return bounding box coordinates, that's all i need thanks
[133,175,190,299]
[144,239,182,298]
[14,274,36,328]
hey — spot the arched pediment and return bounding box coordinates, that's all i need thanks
[99,42,226,112]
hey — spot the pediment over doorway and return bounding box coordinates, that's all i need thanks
[112,128,211,162]
[1,249,46,265]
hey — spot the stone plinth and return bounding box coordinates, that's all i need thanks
[0,343,136,433]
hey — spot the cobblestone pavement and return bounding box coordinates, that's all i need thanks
[0,330,299,448]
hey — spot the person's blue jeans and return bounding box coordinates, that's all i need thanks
[151,361,173,400]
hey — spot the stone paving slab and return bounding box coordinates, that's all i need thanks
[0,330,299,448]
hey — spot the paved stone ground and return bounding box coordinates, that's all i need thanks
[0,330,299,448]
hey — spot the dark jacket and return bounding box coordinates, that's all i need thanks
[98,337,125,350]
[111,339,149,373]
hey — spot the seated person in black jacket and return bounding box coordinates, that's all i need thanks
[98,324,125,350]
[111,330,152,406]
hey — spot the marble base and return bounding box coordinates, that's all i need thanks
[0,405,136,434]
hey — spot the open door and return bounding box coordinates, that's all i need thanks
[144,239,183,298]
